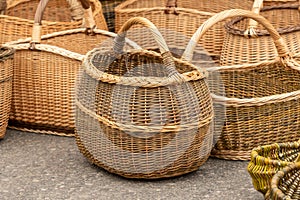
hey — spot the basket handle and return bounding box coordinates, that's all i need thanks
[183,9,290,63]
[30,0,96,49]
[246,0,300,37]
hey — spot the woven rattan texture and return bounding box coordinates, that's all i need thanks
[247,141,300,196]
[268,162,300,200]
[75,17,213,179]
[8,31,114,136]
[0,0,107,44]
[115,0,254,57]
[101,0,124,32]
[221,4,300,65]
[0,47,14,139]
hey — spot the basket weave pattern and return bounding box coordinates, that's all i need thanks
[0,47,14,138]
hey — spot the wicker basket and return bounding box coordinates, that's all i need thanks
[115,0,254,57]
[0,46,14,139]
[75,17,214,179]
[268,162,300,200]
[247,141,300,197]
[101,0,124,32]
[0,0,107,45]
[3,0,124,136]
[221,0,300,65]
[181,9,300,160]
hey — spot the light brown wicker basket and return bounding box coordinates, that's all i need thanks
[182,9,300,160]
[221,0,300,65]
[75,17,214,179]
[101,0,124,32]
[0,0,107,45]
[3,0,123,136]
[269,162,300,200]
[0,46,14,139]
[247,141,300,197]
[115,0,254,57]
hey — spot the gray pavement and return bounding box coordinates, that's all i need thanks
[0,129,263,200]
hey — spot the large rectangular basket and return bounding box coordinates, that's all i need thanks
[181,9,300,160]
[4,0,113,136]
[115,0,254,57]
[0,47,14,139]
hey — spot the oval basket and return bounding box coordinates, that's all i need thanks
[75,17,214,179]
[182,9,300,160]
[247,141,300,196]
[0,46,14,139]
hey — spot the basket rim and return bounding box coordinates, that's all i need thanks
[249,141,300,166]
[0,46,15,61]
[225,4,300,36]
[82,47,207,87]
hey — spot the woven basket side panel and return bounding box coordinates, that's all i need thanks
[221,7,300,65]
[0,58,13,138]
[211,63,300,160]
[115,0,253,57]
[101,0,124,32]
[75,51,213,178]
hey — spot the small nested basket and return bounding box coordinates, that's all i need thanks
[75,17,214,179]
[268,162,300,200]
[4,0,122,136]
[221,0,300,65]
[0,0,107,44]
[115,0,254,58]
[100,0,124,32]
[247,141,300,197]
[0,46,14,139]
[182,9,300,161]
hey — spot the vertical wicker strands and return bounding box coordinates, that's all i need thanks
[0,46,14,139]
[4,0,128,136]
[75,17,214,179]
[183,9,300,160]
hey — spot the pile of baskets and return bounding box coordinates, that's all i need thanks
[0,0,299,188]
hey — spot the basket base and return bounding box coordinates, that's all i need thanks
[210,149,251,161]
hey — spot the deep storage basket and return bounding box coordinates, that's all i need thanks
[268,162,300,200]
[247,141,300,197]
[221,0,300,65]
[181,9,300,160]
[4,0,120,136]
[0,46,14,139]
[0,0,108,44]
[115,0,254,57]
[75,17,214,179]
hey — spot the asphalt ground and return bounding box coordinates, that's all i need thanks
[0,129,263,200]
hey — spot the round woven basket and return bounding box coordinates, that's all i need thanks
[75,17,214,179]
[268,162,300,200]
[247,141,300,197]
[0,46,14,139]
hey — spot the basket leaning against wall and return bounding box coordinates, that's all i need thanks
[181,9,300,161]
[75,17,214,179]
[0,46,14,139]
